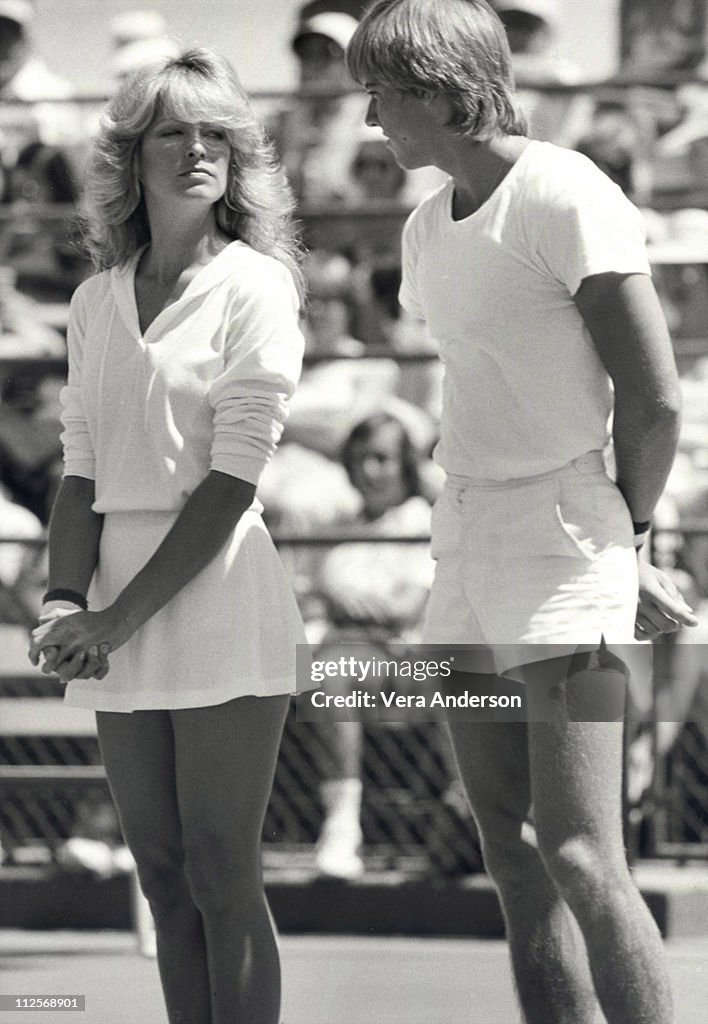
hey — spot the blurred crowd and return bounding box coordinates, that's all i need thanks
[1,0,707,872]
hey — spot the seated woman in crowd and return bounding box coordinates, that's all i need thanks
[309,412,437,879]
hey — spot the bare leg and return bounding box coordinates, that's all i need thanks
[97,710,211,1024]
[171,694,289,1024]
[322,720,363,780]
[447,674,596,1024]
[528,680,674,1024]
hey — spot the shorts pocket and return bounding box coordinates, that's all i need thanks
[554,475,632,560]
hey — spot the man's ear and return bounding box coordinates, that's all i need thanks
[427,92,455,126]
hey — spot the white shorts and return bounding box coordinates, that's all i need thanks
[422,452,639,678]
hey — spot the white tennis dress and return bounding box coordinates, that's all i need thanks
[60,241,308,711]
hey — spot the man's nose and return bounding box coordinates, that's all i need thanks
[365,96,379,127]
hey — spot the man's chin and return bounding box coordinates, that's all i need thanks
[388,147,429,172]
[389,151,414,171]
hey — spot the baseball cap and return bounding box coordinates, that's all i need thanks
[292,12,359,54]
[0,0,34,25]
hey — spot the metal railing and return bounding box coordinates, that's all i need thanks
[1,528,706,866]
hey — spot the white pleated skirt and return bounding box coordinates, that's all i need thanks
[64,508,307,712]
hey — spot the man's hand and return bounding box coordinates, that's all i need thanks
[635,562,699,640]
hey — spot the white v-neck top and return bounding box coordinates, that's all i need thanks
[60,241,304,512]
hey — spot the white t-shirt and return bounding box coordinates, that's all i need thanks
[399,140,652,481]
[61,241,304,513]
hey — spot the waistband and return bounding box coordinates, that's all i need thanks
[446,451,606,491]
[97,498,264,519]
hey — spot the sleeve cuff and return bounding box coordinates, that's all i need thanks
[61,459,96,480]
[210,452,265,486]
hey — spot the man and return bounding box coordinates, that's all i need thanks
[0,0,80,168]
[109,9,179,83]
[493,0,593,146]
[346,2,697,1022]
[271,11,367,206]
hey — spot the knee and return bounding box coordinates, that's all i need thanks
[132,843,188,923]
[539,835,625,903]
[183,830,260,918]
[479,823,539,891]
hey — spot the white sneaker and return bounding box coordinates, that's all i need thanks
[56,838,115,877]
[315,826,364,881]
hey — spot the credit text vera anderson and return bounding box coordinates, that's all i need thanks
[310,690,523,709]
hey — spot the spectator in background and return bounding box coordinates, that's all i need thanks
[308,413,436,878]
[273,8,443,208]
[620,0,706,81]
[277,246,416,461]
[0,128,85,529]
[650,83,708,203]
[0,1,86,310]
[271,4,445,388]
[346,127,440,363]
[0,0,82,169]
[493,0,592,147]
[574,104,639,196]
[348,123,446,209]
[271,10,366,206]
[0,479,45,623]
[109,8,179,83]
[259,286,432,545]
[2,140,86,303]
[348,125,407,206]
[575,99,708,353]
[301,249,365,358]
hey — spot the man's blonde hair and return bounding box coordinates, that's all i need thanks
[347,0,528,140]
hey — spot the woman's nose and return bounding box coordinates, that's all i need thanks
[365,96,379,127]
[186,134,206,157]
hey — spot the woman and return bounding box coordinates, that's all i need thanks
[29,49,307,1024]
[322,411,434,629]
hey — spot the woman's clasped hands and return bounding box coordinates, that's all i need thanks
[29,609,119,683]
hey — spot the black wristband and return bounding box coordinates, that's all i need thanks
[42,588,88,610]
[632,520,651,535]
